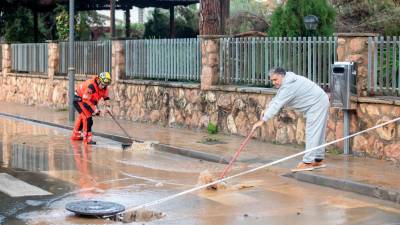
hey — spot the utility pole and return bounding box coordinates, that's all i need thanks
[110,0,116,37]
[68,0,75,123]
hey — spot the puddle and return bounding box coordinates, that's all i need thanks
[121,209,165,223]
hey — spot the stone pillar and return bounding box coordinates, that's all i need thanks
[2,44,11,77]
[47,42,59,80]
[111,40,125,82]
[336,33,378,97]
[200,35,220,90]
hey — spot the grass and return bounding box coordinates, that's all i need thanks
[55,107,68,112]
[327,147,343,155]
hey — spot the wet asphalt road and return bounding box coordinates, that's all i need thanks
[1,116,400,225]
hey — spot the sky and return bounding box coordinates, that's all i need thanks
[97,7,150,25]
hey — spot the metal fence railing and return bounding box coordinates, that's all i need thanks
[219,37,337,88]
[368,37,400,96]
[58,41,112,76]
[125,38,201,82]
[11,43,48,74]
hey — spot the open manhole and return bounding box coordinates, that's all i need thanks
[66,200,125,217]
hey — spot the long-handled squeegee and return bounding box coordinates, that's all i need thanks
[107,111,134,149]
[218,129,256,179]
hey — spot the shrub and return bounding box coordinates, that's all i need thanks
[207,122,218,134]
[144,6,199,39]
[268,0,336,37]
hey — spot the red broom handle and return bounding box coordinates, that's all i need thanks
[218,129,256,179]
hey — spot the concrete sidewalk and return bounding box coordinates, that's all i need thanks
[1,102,400,204]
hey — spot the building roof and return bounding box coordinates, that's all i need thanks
[0,0,199,12]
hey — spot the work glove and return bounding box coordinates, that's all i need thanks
[92,109,101,116]
[104,100,111,114]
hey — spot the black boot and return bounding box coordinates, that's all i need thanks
[84,132,96,145]
[86,140,96,145]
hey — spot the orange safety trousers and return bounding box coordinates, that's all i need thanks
[71,77,108,143]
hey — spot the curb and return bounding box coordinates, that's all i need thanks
[0,112,229,165]
[284,172,400,204]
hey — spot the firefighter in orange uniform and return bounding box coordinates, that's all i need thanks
[71,72,112,144]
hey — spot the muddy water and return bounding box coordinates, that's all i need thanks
[1,116,400,225]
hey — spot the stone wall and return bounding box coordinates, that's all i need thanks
[0,75,68,108]
[352,100,400,161]
[0,75,87,109]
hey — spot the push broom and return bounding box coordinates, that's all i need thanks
[198,129,256,190]
[219,129,256,179]
[107,111,134,149]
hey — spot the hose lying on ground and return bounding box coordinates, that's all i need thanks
[120,117,400,215]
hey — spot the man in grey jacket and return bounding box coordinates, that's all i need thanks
[252,67,330,171]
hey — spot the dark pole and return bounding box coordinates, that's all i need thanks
[33,10,38,42]
[169,6,175,38]
[220,0,230,34]
[68,0,75,123]
[125,8,131,38]
[110,0,116,38]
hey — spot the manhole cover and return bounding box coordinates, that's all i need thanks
[66,200,125,217]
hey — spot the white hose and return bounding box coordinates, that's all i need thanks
[123,116,400,213]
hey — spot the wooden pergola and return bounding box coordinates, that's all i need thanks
[0,0,199,40]
[73,0,200,38]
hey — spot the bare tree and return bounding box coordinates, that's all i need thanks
[332,0,400,35]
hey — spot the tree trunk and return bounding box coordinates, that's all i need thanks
[200,0,221,35]
[220,0,230,34]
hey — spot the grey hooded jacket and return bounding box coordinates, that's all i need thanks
[262,72,329,121]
